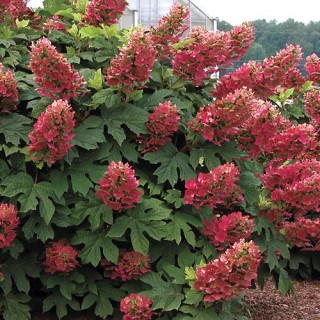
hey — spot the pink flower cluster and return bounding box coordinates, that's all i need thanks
[43,15,66,32]
[106,28,157,92]
[194,240,261,302]
[0,63,19,112]
[202,212,254,250]
[305,53,320,84]
[262,123,319,161]
[83,0,127,26]
[283,218,320,251]
[259,208,291,231]
[172,22,254,85]
[0,203,19,249]
[43,239,79,274]
[29,38,86,100]
[97,161,142,211]
[101,250,150,281]
[150,2,189,59]
[139,101,180,153]
[120,293,154,320]
[184,163,244,210]
[213,45,305,99]
[0,0,32,24]
[237,100,291,158]
[189,87,256,145]
[28,100,75,165]
[260,159,320,216]
[304,88,320,126]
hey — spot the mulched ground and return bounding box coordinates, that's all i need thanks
[244,278,320,320]
[32,279,320,320]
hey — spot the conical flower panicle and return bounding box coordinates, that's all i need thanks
[97,161,142,210]
[0,203,19,249]
[28,100,76,165]
[83,0,128,26]
[29,38,86,101]
[150,2,189,59]
[106,28,157,92]
[0,63,19,112]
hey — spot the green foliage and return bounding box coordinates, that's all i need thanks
[0,2,317,320]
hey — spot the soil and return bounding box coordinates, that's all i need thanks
[31,278,320,320]
[244,278,320,320]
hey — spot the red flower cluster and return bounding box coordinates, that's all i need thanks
[0,63,19,112]
[213,45,305,99]
[29,38,86,100]
[237,100,291,158]
[139,101,180,153]
[28,100,75,165]
[150,2,189,59]
[202,212,254,250]
[189,87,256,145]
[97,161,142,211]
[172,22,254,85]
[0,203,19,249]
[106,28,157,92]
[43,239,79,274]
[43,15,66,32]
[262,123,319,161]
[101,250,150,281]
[305,53,320,84]
[283,218,320,251]
[304,88,320,126]
[194,240,261,302]
[83,0,127,26]
[184,163,244,209]
[0,0,33,24]
[120,293,154,320]
[260,159,320,216]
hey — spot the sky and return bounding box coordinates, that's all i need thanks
[28,0,320,26]
[195,0,320,25]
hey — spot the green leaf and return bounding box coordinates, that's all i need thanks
[162,264,186,284]
[73,193,113,228]
[0,293,31,320]
[180,305,219,320]
[91,88,121,108]
[79,26,102,38]
[0,113,32,145]
[164,189,183,208]
[22,215,54,242]
[212,141,245,162]
[72,116,106,150]
[45,273,84,300]
[189,144,220,170]
[50,170,69,198]
[140,272,184,311]
[103,104,149,145]
[145,89,174,108]
[66,151,105,196]
[1,254,40,295]
[166,212,201,246]
[144,143,196,186]
[88,69,103,91]
[108,209,168,255]
[43,289,80,319]
[184,289,205,306]
[278,269,294,295]
[94,281,124,318]
[72,230,119,266]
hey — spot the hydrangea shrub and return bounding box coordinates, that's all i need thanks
[0,0,320,319]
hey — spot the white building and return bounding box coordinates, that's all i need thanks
[119,0,218,32]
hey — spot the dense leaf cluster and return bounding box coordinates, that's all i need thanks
[1,1,320,319]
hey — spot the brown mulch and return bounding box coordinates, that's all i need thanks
[32,279,320,320]
[244,278,320,320]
